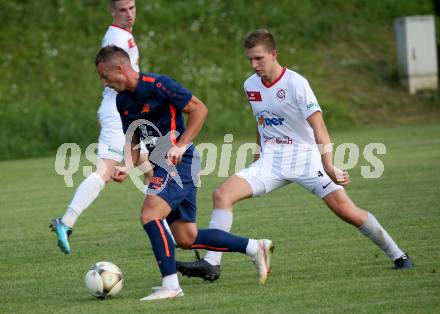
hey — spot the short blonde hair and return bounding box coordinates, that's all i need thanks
[243,29,277,52]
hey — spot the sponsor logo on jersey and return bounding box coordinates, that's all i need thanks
[246,91,262,101]
[128,38,136,48]
[257,115,285,127]
[306,102,319,109]
[276,88,286,102]
[263,135,293,145]
[141,103,150,113]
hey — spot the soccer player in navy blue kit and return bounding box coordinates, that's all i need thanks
[95,46,274,301]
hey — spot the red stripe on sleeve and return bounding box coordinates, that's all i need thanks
[169,105,177,144]
[142,76,156,83]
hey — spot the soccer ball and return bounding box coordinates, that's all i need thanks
[85,261,124,299]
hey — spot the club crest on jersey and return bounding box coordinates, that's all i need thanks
[246,91,262,102]
[128,38,136,48]
[276,88,286,102]
[141,103,150,113]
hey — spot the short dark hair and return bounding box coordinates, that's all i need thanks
[95,45,130,67]
[243,29,277,52]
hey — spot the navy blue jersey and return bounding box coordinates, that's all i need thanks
[116,72,192,146]
[116,72,199,186]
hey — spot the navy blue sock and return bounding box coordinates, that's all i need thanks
[191,229,249,253]
[143,220,176,277]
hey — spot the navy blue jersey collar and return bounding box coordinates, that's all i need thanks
[131,73,155,98]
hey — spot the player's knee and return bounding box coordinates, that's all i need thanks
[175,239,192,249]
[329,200,365,226]
[212,187,230,206]
[91,168,111,184]
[174,227,198,249]
[139,212,148,224]
[175,234,197,249]
[95,160,116,183]
[350,206,368,227]
[139,209,156,225]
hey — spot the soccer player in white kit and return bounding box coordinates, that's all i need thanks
[50,0,151,254]
[177,29,412,280]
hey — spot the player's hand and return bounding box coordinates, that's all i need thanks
[111,166,129,183]
[166,144,187,165]
[325,165,351,186]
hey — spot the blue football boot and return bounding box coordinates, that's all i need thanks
[49,218,72,255]
[394,254,413,269]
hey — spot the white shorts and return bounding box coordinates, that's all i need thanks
[96,111,125,162]
[97,100,147,162]
[235,149,343,199]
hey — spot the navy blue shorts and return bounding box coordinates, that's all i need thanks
[147,166,197,225]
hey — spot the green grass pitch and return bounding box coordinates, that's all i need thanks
[1,123,439,313]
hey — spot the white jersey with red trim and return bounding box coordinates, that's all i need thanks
[99,24,139,117]
[244,68,321,155]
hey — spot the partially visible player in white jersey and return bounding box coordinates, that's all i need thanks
[176,29,412,280]
[50,0,152,255]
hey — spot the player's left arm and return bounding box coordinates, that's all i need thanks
[307,111,350,185]
[167,96,208,164]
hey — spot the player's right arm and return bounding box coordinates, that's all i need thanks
[153,76,207,165]
[167,95,208,165]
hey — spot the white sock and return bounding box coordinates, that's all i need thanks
[358,212,404,261]
[162,273,180,290]
[61,173,105,228]
[203,209,233,266]
[144,185,149,195]
[245,239,259,257]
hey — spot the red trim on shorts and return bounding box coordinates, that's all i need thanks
[261,67,286,88]
[110,23,132,34]
[154,219,170,257]
[190,244,229,251]
[169,105,177,144]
